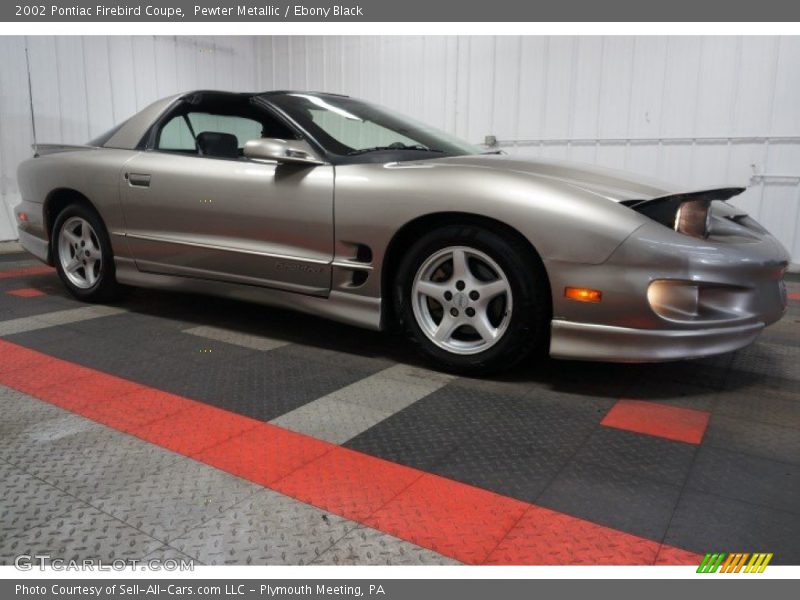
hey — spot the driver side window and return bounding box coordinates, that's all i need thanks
[156,108,290,159]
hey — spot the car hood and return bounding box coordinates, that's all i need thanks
[439,154,684,202]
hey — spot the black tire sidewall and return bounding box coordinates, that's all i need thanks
[394,224,549,374]
[52,203,117,302]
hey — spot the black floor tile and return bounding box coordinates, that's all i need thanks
[664,490,800,564]
[432,437,581,503]
[537,461,683,540]
[704,414,800,466]
[714,386,800,430]
[570,427,697,486]
[686,446,800,515]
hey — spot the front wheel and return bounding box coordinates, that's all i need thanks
[53,203,119,302]
[394,225,550,374]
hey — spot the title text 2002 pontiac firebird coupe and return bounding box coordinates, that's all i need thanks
[16,91,790,373]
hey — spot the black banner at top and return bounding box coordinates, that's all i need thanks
[3,0,800,22]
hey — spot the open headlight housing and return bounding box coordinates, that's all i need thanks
[625,187,745,240]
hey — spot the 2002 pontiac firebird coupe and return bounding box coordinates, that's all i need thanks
[16,90,790,373]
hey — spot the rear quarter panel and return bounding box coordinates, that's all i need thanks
[17,148,139,253]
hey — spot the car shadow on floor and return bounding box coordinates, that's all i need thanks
[98,284,776,403]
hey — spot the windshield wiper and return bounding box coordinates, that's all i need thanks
[347,145,445,156]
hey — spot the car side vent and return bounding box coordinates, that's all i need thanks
[351,271,369,287]
[355,244,373,263]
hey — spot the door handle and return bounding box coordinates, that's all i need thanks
[127,173,151,188]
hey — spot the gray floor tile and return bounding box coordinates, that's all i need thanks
[91,460,260,543]
[313,526,461,565]
[0,503,164,564]
[168,489,356,565]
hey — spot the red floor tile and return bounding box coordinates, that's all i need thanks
[789,292,800,302]
[654,545,705,565]
[0,266,54,280]
[127,402,262,457]
[6,287,46,297]
[485,505,660,565]
[196,423,335,487]
[601,399,710,444]
[273,446,423,522]
[365,473,529,565]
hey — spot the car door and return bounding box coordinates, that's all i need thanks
[120,107,334,296]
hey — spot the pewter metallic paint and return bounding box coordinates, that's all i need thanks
[15,91,791,362]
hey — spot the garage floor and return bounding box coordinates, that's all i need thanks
[1,248,799,566]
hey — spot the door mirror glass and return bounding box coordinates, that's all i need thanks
[244,138,323,165]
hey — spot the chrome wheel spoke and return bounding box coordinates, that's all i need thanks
[434,314,461,342]
[65,257,82,274]
[415,280,449,303]
[450,248,470,282]
[63,229,81,246]
[472,313,499,342]
[476,278,508,300]
[85,260,98,286]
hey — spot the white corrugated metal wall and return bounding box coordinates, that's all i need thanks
[0,36,260,241]
[2,35,799,267]
[260,36,800,267]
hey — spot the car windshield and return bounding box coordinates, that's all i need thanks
[261,93,482,160]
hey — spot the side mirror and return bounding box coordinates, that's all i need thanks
[244,138,324,166]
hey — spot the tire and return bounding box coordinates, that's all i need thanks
[52,202,119,302]
[394,224,550,374]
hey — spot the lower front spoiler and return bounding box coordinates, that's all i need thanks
[549,319,764,363]
[18,228,50,265]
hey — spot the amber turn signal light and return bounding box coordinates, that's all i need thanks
[565,287,602,302]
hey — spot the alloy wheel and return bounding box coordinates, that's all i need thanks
[411,245,513,355]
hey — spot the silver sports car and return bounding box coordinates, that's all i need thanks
[16,90,790,372]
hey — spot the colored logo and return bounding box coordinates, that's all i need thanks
[697,552,773,573]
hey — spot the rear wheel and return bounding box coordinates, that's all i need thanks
[53,203,119,302]
[395,224,550,374]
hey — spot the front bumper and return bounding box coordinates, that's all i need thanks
[545,217,790,362]
[550,319,764,362]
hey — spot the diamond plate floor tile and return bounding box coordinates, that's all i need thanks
[304,363,453,415]
[727,342,800,389]
[0,460,86,543]
[364,474,528,565]
[484,505,661,565]
[273,447,422,523]
[0,504,164,565]
[627,381,720,412]
[568,427,697,486]
[272,398,393,445]
[685,446,800,515]
[664,490,800,565]
[0,306,125,337]
[91,459,261,543]
[714,386,800,429]
[183,325,289,352]
[0,385,68,438]
[0,412,100,463]
[0,295,80,322]
[703,414,800,466]
[347,382,608,475]
[168,489,356,565]
[537,461,683,540]
[313,526,461,566]
[626,356,734,391]
[431,437,581,503]
[141,545,202,566]
[13,425,184,503]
